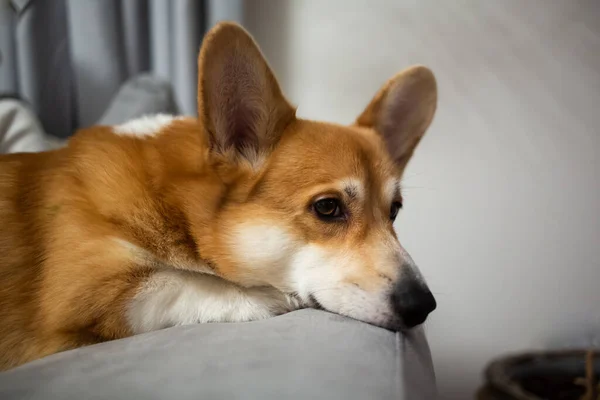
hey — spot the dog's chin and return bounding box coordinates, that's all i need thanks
[307,295,412,332]
[356,316,408,333]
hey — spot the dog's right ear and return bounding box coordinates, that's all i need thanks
[356,66,437,176]
[197,22,295,165]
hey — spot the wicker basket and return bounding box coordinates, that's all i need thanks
[477,350,599,400]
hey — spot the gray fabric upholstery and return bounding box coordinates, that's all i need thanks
[0,98,56,153]
[0,73,176,154]
[0,0,244,137]
[0,310,436,399]
[97,74,176,126]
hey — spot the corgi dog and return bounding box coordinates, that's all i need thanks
[0,22,437,371]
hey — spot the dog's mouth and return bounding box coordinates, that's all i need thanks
[308,294,325,311]
[306,293,419,333]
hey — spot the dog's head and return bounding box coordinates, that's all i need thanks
[195,23,437,330]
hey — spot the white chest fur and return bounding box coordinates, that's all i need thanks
[127,269,302,334]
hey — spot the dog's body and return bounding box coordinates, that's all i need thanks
[0,23,438,371]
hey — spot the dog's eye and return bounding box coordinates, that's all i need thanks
[390,201,403,221]
[314,198,343,220]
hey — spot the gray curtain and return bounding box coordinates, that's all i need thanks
[0,0,243,138]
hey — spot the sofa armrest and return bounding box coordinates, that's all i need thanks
[0,309,436,399]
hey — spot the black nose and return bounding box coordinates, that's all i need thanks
[390,279,437,328]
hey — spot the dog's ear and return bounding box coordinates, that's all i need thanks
[356,66,437,175]
[197,22,295,164]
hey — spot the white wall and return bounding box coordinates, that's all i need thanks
[244,1,600,398]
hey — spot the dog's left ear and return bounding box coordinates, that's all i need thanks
[197,22,295,164]
[356,66,437,175]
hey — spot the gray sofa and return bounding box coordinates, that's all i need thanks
[0,310,436,399]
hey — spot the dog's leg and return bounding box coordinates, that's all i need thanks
[126,269,303,335]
